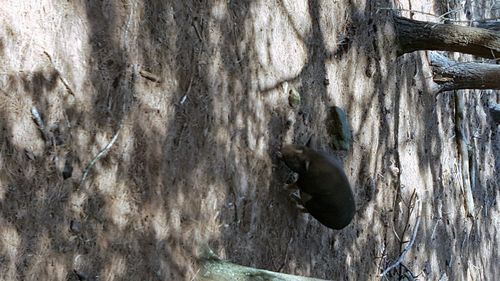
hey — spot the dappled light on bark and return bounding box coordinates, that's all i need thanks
[0,1,497,281]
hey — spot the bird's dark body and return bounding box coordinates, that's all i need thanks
[281,145,355,230]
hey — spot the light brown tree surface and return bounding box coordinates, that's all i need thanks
[0,1,497,281]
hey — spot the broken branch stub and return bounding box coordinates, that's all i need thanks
[428,52,500,92]
[394,16,500,58]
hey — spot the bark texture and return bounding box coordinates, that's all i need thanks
[394,16,500,58]
[454,91,476,217]
[428,52,500,92]
[490,103,500,123]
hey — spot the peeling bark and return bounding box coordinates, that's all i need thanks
[394,16,500,58]
[428,52,500,92]
[454,91,475,218]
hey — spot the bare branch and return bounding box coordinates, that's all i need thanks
[43,51,76,96]
[380,208,421,277]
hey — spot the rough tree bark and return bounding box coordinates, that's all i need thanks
[490,103,500,124]
[428,52,500,92]
[454,91,476,218]
[394,16,500,58]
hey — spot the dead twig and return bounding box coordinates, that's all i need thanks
[399,263,418,280]
[80,126,121,187]
[377,7,440,17]
[436,7,462,21]
[376,7,460,20]
[43,51,75,96]
[380,208,421,277]
[430,218,441,240]
[192,21,203,42]
[392,225,402,242]
[399,189,417,246]
[139,69,161,83]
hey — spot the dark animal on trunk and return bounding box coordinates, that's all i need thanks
[280,144,355,230]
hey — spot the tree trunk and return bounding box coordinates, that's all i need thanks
[428,52,500,92]
[394,16,500,58]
